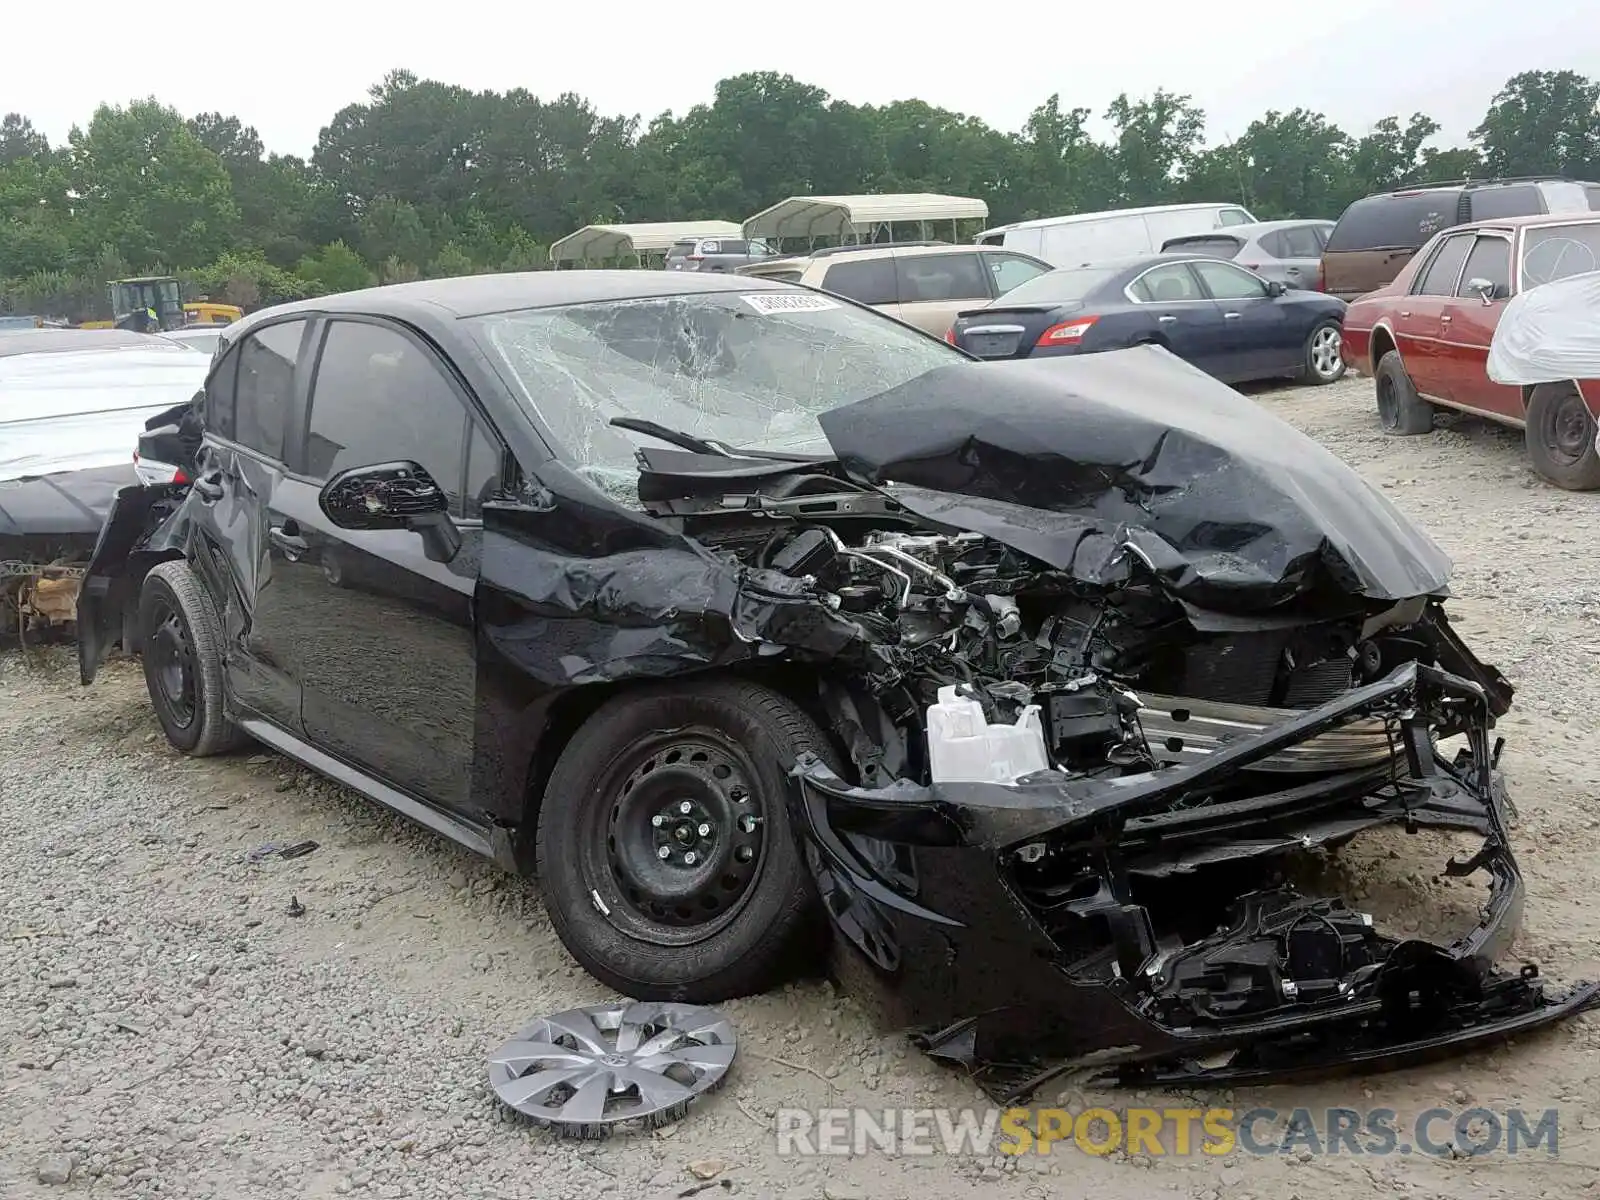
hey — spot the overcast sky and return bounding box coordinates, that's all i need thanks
[9,0,1598,158]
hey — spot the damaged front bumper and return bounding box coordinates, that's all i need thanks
[788,661,1599,1103]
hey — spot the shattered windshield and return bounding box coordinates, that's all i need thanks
[470,291,957,503]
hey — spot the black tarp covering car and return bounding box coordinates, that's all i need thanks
[69,276,1587,1099]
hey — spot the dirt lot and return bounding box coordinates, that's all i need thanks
[4,372,1600,1199]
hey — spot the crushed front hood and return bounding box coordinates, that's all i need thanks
[817,347,1454,612]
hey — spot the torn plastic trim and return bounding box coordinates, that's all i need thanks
[75,480,190,684]
[786,660,1592,1098]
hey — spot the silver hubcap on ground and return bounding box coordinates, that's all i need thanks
[488,1001,736,1135]
[1311,327,1342,379]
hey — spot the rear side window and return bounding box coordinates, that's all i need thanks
[1218,208,1254,227]
[1468,186,1542,221]
[304,319,491,519]
[203,345,241,439]
[1326,193,1459,252]
[895,252,990,302]
[232,319,306,460]
[1129,263,1205,302]
[666,240,696,258]
[1279,225,1325,258]
[1411,234,1474,296]
[820,258,898,305]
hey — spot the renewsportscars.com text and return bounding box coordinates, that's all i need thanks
[776,1105,1562,1159]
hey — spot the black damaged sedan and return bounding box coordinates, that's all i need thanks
[76,270,1596,1100]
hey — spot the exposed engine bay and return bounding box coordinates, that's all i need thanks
[614,347,1590,1099]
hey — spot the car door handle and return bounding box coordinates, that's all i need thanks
[1440,313,1453,323]
[269,525,308,558]
[1158,315,1178,323]
[190,471,224,502]
[1224,312,1242,320]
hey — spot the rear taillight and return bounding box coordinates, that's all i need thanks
[944,327,958,345]
[688,254,704,261]
[1036,316,1099,347]
[173,468,189,484]
[1316,259,1325,292]
[1242,262,1261,271]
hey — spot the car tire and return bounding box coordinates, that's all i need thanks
[1374,351,1434,435]
[138,560,247,757]
[535,679,840,1002]
[1525,382,1600,491]
[1302,319,1346,385]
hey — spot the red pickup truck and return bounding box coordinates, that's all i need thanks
[1341,212,1600,490]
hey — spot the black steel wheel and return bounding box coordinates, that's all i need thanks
[1525,382,1600,491]
[138,561,246,756]
[1374,350,1433,435]
[535,680,839,1001]
[598,733,767,939]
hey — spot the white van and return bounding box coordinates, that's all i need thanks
[977,202,1258,268]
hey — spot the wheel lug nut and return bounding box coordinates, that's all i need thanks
[684,851,698,865]
[697,823,712,837]
[679,801,693,815]
[739,815,758,833]
[657,846,671,860]
[651,814,665,828]
[735,846,754,863]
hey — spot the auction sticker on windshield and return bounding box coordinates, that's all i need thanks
[741,293,841,314]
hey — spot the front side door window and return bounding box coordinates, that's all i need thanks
[303,319,495,515]
[290,317,500,810]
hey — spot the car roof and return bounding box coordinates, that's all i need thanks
[1043,252,1203,272]
[1459,212,1600,230]
[230,270,795,334]
[986,202,1250,235]
[1196,218,1333,235]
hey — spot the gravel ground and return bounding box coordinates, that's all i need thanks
[5,372,1600,1199]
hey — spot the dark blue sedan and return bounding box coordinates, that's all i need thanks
[948,253,1349,385]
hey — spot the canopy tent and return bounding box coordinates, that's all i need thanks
[741,194,990,244]
[548,220,743,266]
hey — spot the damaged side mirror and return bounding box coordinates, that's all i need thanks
[318,461,462,563]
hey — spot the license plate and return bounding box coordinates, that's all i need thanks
[966,332,1019,358]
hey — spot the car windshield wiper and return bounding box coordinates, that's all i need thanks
[609,416,734,457]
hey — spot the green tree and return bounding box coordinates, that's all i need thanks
[68,99,239,269]
[1472,70,1600,178]
[295,240,372,294]
[1104,90,1206,204]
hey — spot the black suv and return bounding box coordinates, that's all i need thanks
[1321,176,1600,300]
